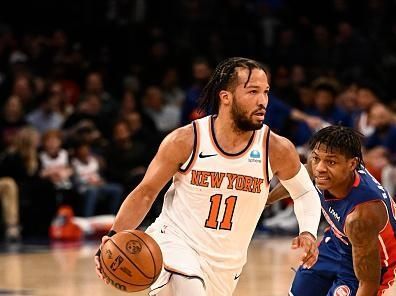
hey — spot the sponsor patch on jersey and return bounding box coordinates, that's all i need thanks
[250,150,260,158]
[334,285,351,296]
[248,150,261,163]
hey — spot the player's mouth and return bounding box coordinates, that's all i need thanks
[315,176,330,185]
[253,111,265,120]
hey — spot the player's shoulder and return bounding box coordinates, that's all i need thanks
[159,123,195,162]
[163,123,194,146]
[353,170,383,197]
[267,129,301,177]
[345,199,387,235]
[268,130,298,159]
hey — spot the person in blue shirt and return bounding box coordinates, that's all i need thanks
[293,83,353,146]
[365,103,396,155]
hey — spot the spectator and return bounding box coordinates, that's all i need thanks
[293,82,352,146]
[161,67,185,107]
[354,83,380,137]
[0,177,20,242]
[39,130,74,206]
[71,142,123,217]
[105,120,152,190]
[124,111,161,150]
[11,75,35,111]
[0,127,56,238]
[363,104,396,182]
[62,93,109,146]
[118,89,138,119]
[365,103,396,154]
[0,96,27,151]
[181,57,212,124]
[142,86,181,134]
[83,71,118,117]
[26,90,64,134]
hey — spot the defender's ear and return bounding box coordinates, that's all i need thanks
[349,157,358,171]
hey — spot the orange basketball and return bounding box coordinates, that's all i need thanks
[100,230,163,292]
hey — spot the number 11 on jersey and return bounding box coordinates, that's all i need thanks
[205,194,237,230]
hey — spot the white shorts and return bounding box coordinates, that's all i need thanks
[145,220,242,296]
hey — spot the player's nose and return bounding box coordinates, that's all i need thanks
[257,93,268,105]
[315,160,327,173]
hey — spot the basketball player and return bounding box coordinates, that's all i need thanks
[95,57,322,295]
[268,126,396,296]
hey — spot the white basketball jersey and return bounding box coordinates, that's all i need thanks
[159,115,273,270]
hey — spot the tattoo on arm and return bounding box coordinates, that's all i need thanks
[347,218,381,283]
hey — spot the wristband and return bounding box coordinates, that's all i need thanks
[107,229,117,237]
[95,230,117,256]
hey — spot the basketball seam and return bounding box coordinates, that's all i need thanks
[100,251,150,287]
[123,230,161,283]
[108,238,155,280]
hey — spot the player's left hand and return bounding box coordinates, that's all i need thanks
[291,232,318,269]
[95,235,111,283]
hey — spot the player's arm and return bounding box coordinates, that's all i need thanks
[111,124,194,232]
[267,161,314,205]
[345,201,387,296]
[269,132,321,268]
[95,125,193,281]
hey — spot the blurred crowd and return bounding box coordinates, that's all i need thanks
[0,0,395,241]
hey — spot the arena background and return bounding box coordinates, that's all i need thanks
[0,0,395,295]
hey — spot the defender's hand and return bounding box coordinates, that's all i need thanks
[291,232,318,269]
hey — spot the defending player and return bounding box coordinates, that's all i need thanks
[268,125,396,296]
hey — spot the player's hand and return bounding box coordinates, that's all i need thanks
[291,232,318,269]
[305,116,323,130]
[95,235,111,283]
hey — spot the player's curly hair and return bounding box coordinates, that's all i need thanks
[199,57,266,114]
[309,125,364,167]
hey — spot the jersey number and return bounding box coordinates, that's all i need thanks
[205,194,237,230]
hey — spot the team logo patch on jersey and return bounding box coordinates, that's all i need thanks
[334,285,351,296]
[248,150,261,163]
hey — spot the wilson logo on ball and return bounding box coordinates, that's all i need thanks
[126,240,142,254]
[103,272,127,292]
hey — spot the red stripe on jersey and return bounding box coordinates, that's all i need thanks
[378,222,396,268]
[378,263,396,295]
[321,207,349,245]
[352,172,360,187]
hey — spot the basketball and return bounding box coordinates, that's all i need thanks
[100,230,163,292]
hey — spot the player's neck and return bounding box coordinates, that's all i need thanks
[328,172,356,199]
[213,115,254,153]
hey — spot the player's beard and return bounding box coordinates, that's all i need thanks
[231,99,264,131]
